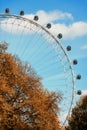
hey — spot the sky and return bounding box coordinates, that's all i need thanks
[0,0,87,125]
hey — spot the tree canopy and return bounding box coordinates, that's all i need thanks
[0,43,62,130]
[66,95,87,130]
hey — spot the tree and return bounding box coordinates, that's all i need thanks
[66,95,87,130]
[0,43,62,130]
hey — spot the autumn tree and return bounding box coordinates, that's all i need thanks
[0,42,62,130]
[66,95,87,130]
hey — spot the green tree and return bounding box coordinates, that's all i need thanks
[66,95,87,130]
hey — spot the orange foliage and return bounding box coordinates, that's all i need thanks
[0,43,62,130]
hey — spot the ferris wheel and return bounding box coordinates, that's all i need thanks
[0,8,81,127]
